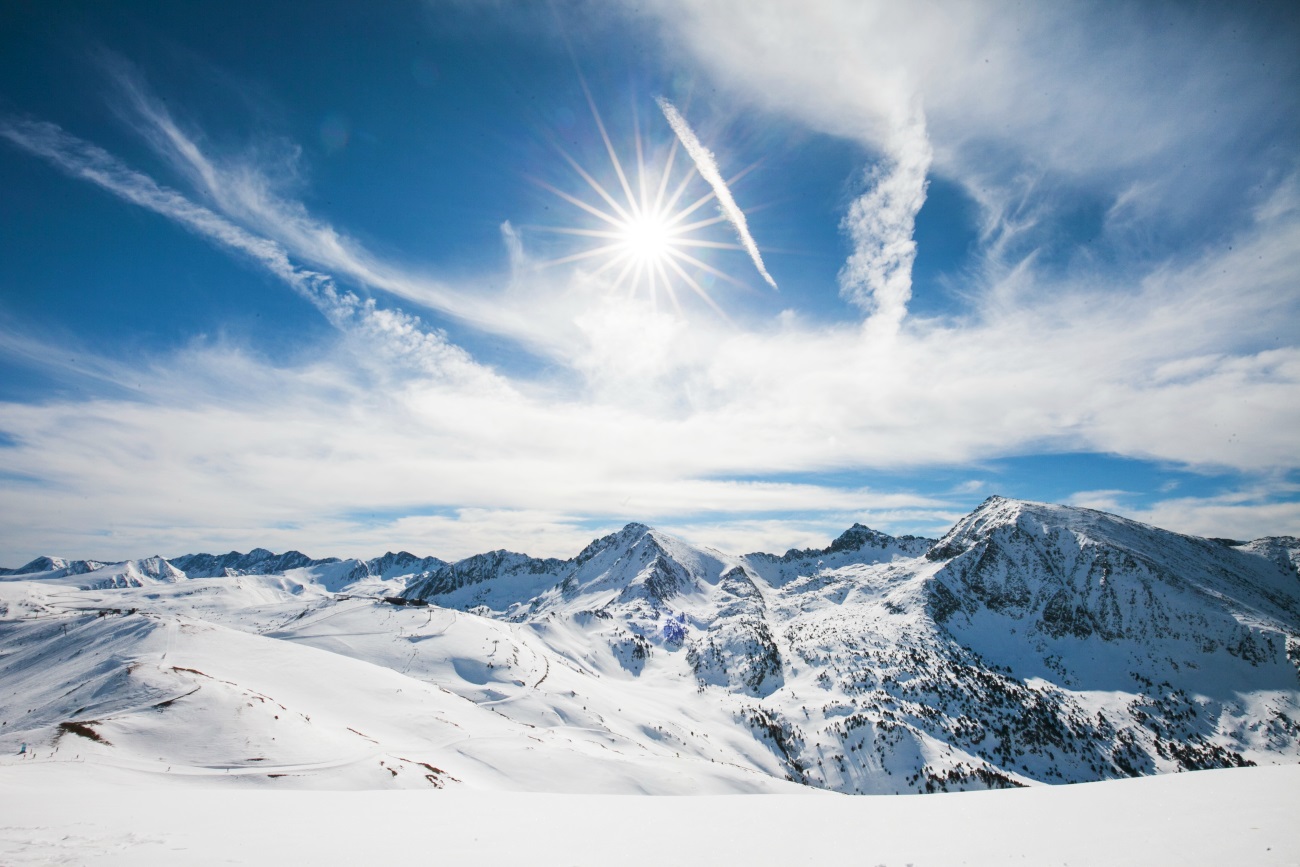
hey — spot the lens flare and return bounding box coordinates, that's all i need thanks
[529,88,761,317]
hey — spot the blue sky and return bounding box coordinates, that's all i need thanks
[1,1,1298,562]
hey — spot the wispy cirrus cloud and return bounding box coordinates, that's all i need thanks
[0,117,492,389]
[0,331,952,560]
[98,64,591,362]
[2,180,1297,561]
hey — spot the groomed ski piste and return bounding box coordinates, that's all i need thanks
[2,497,1297,864]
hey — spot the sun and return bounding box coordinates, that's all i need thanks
[527,94,755,316]
[619,210,673,264]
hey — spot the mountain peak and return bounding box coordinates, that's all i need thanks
[0,556,105,577]
[928,496,1096,560]
[13,555,67,573]
[571,522,661,566]
[828,523,894,552]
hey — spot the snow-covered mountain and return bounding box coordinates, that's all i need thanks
[169,548,340,578]
[1,497,1296,796]
[0,556,184,589]
[0,555,106,578]
[358,550,448,581]
[161,548,447,591]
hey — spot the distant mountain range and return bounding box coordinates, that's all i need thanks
[0,547,448,590]
[1,496,1296,795]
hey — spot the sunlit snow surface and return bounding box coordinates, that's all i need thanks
[1,498,1298,863]
[0,763,1296,865]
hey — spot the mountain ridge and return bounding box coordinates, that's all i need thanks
[4,499,1295,590]
[2,497,1296,796]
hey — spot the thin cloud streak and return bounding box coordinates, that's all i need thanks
[0,117,491,389]
[656,97,778,290]
[104,66,586,362]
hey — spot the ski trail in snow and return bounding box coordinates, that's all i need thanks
[62,750,381,777]
[160,618,176,663]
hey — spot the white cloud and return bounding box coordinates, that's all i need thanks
[1132,496,1300,543]
[1065,490,1135,515]
[838,106,931,331]
[665,508,967,558]
[0,337,951,560]
[1070,485,1300,543]
[645,1,1296,181]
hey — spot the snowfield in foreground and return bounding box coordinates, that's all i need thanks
[0,762,1296,866]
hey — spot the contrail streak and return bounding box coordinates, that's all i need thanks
[656,97,777,290]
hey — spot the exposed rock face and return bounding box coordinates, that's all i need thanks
[169,548,339,578]
[358,551,448,581]
[403,550,564,602]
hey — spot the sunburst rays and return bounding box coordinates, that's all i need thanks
[528,89,760,317]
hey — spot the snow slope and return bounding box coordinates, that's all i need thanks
[0,577,798,794]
